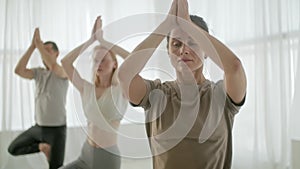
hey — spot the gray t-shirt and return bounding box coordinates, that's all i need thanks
[137,79,245,169]
[33,68,68,126]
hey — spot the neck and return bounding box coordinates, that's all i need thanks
[176,67,206,85]
[193,67,206,84]
[95,73,113,88]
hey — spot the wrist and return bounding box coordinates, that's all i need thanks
[98,38,105,43]
[153,22,171,38]
[87,38,95,45]
[98,38,108,45]
[29,44,36,50]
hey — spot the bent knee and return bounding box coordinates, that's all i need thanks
[7,145,17,155]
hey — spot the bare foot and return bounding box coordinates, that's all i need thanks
[39,143,51,161]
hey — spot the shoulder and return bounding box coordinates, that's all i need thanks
[31,67,46,78]
[214,79,246,112]
[201,79,223,90]
[144,79,175,90]
[81,81,95,101]
[143,79,178,97]
[32,67,46,72]
[83,81,94,92]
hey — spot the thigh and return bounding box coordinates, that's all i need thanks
[8,125,42,154]
[42,126,66,169]
[92,146,121,169]
[58,159,89,169]
[59,143,90,169]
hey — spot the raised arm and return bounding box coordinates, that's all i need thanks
[118,0,177,105]
[14,30,36,79]
[61,17,106,93]
[34,28,68,78]
[177,0,247,103]
[61,38,96,93]
[95,16,130,59]
[205,33,246,103]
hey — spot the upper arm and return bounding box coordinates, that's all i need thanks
[62,63,86,93]
[224,59,247,104]
[15,68,34,80]
[121,74,147,105]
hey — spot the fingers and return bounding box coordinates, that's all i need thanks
[31,28,38,47]
[177,0,190,21]
[33,28,43,48]
[98,16,102,29]
[95,16,104,41]
[33,28,38,39]
[169,0,178,16]
[34,28,41,43]
[95,16,102,31]
[92,16,102,35]
[35,28,40,39]
[92,17,98,34]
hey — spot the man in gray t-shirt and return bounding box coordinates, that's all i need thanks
[8,28,68,169]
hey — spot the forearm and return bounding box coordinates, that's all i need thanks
[119,22,169,80]
[183,24,246,100]
[196,29,247,101]
[206,34,242,73]
[62,38,94,68]
[184,24,241,72]
[14,45,35,73]
[100,40,130,59]
[118,23,170,102]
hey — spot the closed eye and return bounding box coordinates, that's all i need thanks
[187,38,198,46]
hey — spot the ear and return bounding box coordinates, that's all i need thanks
[55,51,60,58]
[167,45,170,55]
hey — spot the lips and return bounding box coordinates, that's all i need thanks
[97,67,102,72]
[179,59,192,63]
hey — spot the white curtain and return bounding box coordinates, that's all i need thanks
[0,0,299,169]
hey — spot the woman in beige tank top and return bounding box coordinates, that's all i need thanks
[60,16,129,169]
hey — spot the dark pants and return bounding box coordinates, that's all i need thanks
[8,124,66,169]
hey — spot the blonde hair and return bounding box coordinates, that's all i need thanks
[92,45,118,87]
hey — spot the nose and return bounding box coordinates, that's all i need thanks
[179,44,190,56]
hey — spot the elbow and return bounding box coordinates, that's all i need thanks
[61,58,68,69]
[14,66,23,76]
[229,58,243,74]
[118,65,132,87]
[117,67,126,84]
[14,67,21,75]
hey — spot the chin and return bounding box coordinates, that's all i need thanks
[95,71,101,76]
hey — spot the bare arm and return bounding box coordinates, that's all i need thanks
[34,28,67,78]
[118,0,177,104]
[61,17,104,93]
[206,33,246,103]
[14,44,35,79]
[100,39,130,59]
[178,0,247,103]
[61,38,94,93]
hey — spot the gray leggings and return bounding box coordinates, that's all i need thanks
[60,141,121,169]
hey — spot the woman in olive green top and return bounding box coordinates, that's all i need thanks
[118,0,247,169]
